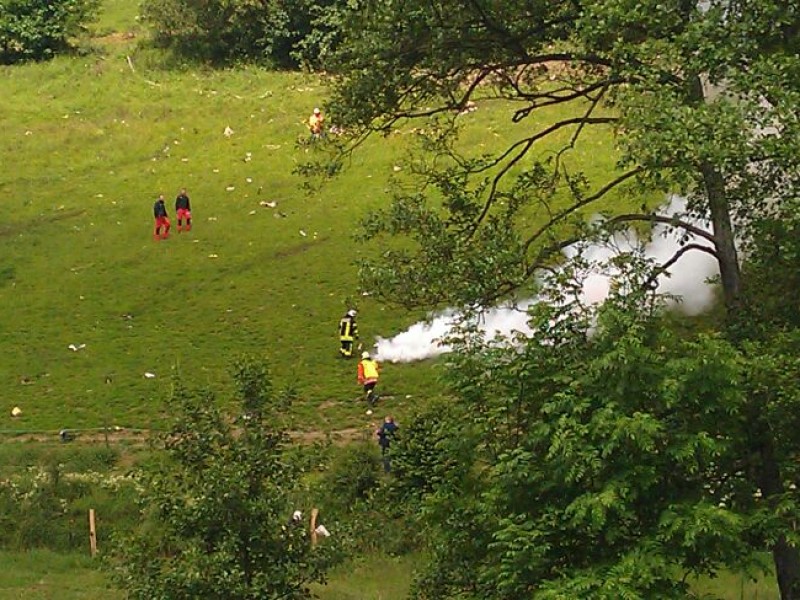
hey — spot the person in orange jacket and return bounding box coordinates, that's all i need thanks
[357,351,380,411]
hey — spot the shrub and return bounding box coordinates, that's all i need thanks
[0,0,100,64]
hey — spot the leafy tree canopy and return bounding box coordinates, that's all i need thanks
[110,356,334,600]
[0,0,99,64]
[325,0,800,317]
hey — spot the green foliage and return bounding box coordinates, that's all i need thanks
[0,0,100,64]
[139,0,355,67]
[110,356,334,599]
[318,441,382,513]
[402,260,800,599]
[0,454,141,552]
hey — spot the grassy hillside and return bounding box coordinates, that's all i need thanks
[0,1,626,437]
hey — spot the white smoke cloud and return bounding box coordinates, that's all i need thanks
[374,196,720,363]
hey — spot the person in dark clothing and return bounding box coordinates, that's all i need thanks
[339,309,358,358]
[175,188,192,232]
[153,194,170,240]
[376,415,398,473]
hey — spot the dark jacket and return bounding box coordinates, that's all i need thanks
[153,199,168,218]
[175,193,191,211]
[377,421,398,449]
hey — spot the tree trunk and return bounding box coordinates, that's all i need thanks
[700,162,742,314]
[690,74,800,598]
[757,434,800,600]
[687,74,743,315]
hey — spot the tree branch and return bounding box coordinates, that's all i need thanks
[523,168,645,253]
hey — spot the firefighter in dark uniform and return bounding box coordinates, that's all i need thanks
[339,309,358,358]
[175,188,192,232]
[153,194,171,240]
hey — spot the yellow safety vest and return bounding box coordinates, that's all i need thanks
[361,359,379,380]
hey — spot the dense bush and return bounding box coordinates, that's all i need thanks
[0,458,141,552]
[0,0,99,64]
[139,0,354,67]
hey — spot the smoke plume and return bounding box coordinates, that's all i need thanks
[374,196,719,363]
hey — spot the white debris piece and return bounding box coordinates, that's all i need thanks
[208,254,219,258]
[144,372,156,379]
[226,186,235,191]
[299,230,307,237]
[11,406,22,417]
[249,210,256,215]
[223,126,234,137]
[68,343,86,352]
[260,201,277,208]
[314,524,331,538]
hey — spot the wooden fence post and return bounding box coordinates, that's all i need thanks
[88,509,97,557]
[310,508,319,547]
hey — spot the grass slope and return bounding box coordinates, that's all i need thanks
[0,0,631,436]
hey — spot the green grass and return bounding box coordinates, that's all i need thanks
[0,0,633,437]
[0,551,122,600]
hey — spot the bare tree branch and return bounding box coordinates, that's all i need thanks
[605,213,716,244]
[523,168,645,253]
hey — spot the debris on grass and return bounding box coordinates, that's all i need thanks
[260,201,277,208]
[68,343,86,352]
[144,372,156,379]
[223,126,234,137]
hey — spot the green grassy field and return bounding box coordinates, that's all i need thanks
[0,549,779,600]
[1,2,776,598]
[0,0,631,437]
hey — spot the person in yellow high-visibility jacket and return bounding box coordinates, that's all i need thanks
[339,309,358,358]
[308,107,325,139]
[357,351,380,409]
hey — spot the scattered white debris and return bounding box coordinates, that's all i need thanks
[68,343,86,352]
[208,216,218,221]
[299,230,307,237]
[144,372,156,379]
[181,158,189,162]
[260,201,277,208]
[25,130,32,136]
[248,210,256,215]
[264,144,281,150]
[208,254,219,258]
[223,126,234,137]
[366,409,373,416]
[11,406,22,417]
[246,177,253,183]
[96,193,104,197]
[393,165,402,172]
[244,152,252,162]
[361,291,371,296]
[213,168,219,173]
[314,524,331,538]
[226,186,235,191]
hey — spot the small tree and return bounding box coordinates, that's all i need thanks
[111,356,331,599]
[0,0,99,64]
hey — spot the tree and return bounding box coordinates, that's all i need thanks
[326,0,798,317]
[402,262,800,599]
[0,0,99,64]
[110,356,332,599]
[139,0,355,67]
[325,1,800,596]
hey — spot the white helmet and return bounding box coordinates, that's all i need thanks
[361,351,370,359]
[347,309,357,317]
